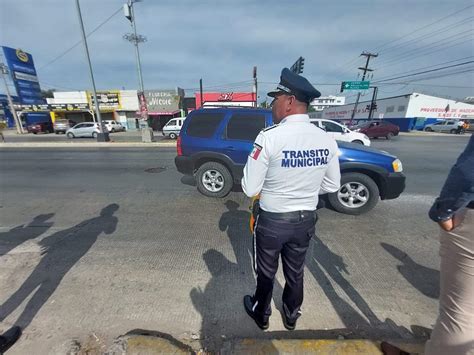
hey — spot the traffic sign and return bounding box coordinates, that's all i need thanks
[340,81,370,92]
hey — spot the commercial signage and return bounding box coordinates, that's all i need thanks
[145,90,182,114]
[89,91,121,110]
[1,46,45,105]
[15,103,90,112]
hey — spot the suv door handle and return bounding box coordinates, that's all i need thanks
[225,146,236,151]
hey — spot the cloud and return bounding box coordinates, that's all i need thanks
[1,0,473,100]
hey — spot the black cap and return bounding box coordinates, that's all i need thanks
[267,68,321,104]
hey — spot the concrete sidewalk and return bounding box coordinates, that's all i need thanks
[399,131,471,137]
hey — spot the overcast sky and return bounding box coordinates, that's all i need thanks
[1,0,473,103]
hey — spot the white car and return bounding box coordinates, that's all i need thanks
[310,119,371,146]
[424,120,461,133]
[103,120,125,132]
[66,122,107,138]
[162,117,185,139]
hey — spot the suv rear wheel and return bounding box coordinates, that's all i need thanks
[196,162,233,198]
[328,172,379,215]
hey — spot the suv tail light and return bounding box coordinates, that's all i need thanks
[177,136,182,156]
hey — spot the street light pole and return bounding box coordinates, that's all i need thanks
[75,0,109,142]
[0,63,24,134]
[124,0,148,122]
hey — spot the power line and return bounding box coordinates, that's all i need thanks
[375,61,474,82]
[376,29,473,68]
[378,16,474,55]
[373,4,474,52]
[375,37,474,71]
[375,56,474,79]
[38,7,122,71]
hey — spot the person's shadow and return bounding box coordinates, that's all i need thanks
[218,200,254,280]
[307,235,381,330]
[381,243,440,299]
[0,214,55,257]
[306,235,414,338]
[190,249,239,351]
[0,204,119,329]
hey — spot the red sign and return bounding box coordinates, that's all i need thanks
[218,92,234,101]
[195,92,255,108]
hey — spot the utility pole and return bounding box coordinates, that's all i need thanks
[350,51,378,123]
[199,79,203,108]
[368,86,378,119]
[75,0,109,142]
[0,63,24,134]
[253,66,258,108]
[123,0,148,123]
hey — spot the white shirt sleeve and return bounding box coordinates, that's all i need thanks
[241,132,270,197]
[320,150,341,194]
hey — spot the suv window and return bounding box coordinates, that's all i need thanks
[226,113,266,141]
[167,120,177,126]
[187,113,225,138]
[321,121,344,133]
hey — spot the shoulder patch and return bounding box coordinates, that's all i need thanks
[263,124,279,132]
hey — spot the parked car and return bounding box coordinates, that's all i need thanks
[174,108,405,215]
[163,117,185,139]
[27,121,54,134]
[54,119,76,134]
[66,122,107,138]
[103,120,125,132]
[309,118,371,146]
[424,119,461,133]
[353,120,400,139]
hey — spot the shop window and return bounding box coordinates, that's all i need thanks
[226,113,266,141]
[186,113,224,138]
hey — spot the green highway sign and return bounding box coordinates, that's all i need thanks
[340,81,370,92]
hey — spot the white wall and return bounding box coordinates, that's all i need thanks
[119,90,138,111]
[322,95,410,120]
[49,91,87,104]
[406,93,474,119]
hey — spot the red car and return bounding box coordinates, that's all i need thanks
[354,120,400,140]
[27,121,54,134]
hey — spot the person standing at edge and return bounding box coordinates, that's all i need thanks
[241,68,341,330]
[425,135,474,355]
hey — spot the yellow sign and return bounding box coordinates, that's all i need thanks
[16,49,29,63]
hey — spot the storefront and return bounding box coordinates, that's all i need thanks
[145,89,184,131]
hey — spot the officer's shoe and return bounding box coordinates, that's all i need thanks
[0,326,22,353]
[282,304,301,331]
[243,295,269,330]
[282,313,297,330]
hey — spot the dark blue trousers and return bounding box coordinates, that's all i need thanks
[253,211,316,322]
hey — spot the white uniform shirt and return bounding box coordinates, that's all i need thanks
[241,114,341,213]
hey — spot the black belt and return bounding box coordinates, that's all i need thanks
[259,209,317,222]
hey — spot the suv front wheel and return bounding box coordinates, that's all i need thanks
[328,172,379,215]
[196,162,233,198]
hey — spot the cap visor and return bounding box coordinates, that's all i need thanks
[267,89,283,98]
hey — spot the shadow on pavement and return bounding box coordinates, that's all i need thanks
[0,204,119,329]
[306,235,423,339]
[381,242,440,299]
[0,214,54,257]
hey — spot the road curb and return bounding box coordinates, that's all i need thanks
[110,333,426,354]
[399,131,471,137]
[0,142,177,148]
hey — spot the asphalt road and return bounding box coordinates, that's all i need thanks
[0,135,471,353]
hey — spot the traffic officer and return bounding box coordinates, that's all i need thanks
[241,68,341,330]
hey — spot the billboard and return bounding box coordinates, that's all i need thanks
[145,89,182,115]
[88,91,122,111]
[2,46,48,125]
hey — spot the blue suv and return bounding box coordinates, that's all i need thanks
[175,108,405,215]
